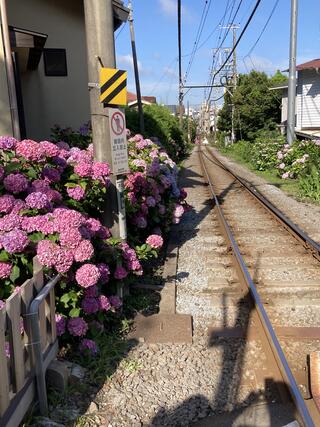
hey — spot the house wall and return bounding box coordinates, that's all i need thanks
[7,0,90,140]
[0,23,13,136]
[299,69,320,129]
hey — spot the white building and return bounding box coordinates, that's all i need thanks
[271,59,320,139]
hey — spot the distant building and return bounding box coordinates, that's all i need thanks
[127,91,157,108]
[164,104,185,116]
[270,59,320,139]
[0,0,128,140]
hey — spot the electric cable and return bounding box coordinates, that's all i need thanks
[207,0,262,102]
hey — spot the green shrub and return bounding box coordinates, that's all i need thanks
[125,104,191,163]
[298,166,320,201]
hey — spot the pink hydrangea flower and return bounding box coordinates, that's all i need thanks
[73,240,94,262]
[1,229,29,253]
[4,173,28,194]
[67,185,85,201]
[16,139,44,161]
[92,162,111,180]
[114,266,128,280]
[67,317,88,337]
[55,314,66,336]
[54,247,74,273]
[282,172,289,179]
[60,228,82,249]
[74,162,92,177]
[279,163,285,170]
[11,199,27,214]
[37,240,59,267]
[146,234,163,249]
[0,195,15,213]
[173,204,184,218]
[0,213,22,232]
[75,264,100,288]
[79,338,98,355]
[0,262,12,279]
[99,295,111,311]
[39,141,60,158]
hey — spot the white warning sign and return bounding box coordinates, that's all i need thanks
[108,108,129,175]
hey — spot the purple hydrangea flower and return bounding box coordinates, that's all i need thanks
[4,173,28,194]
[67,317,88,337]
[79,338,98,355]
[1,229,29,253]
[82,297,99,314]
[0,136,17,150]
[25,192,51,210]
[97,263,110,284]
[0,195,15,214]
[114,266,128,280]
[109,295,123,309]
[55,314,66,336]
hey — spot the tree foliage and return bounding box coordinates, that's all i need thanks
[217,70,287,141]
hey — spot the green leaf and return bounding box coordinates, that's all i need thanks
[69,307,81,317]
[29,232,45,243]
[27,167,38,180]
[0,251,9,262]
[5,162,20,173]
[60,293,70,304]
[69,173,79,181]
[65,182,77,188]
[10,265,20,283]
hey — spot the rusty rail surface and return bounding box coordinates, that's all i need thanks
[198,147,319,427]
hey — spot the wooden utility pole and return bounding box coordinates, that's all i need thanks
[83,0,126,238]
[128,0,144,133]
[287,0,298,145]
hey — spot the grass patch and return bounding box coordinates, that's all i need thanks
[216,146,303,200]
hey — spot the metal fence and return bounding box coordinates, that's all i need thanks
[0,257,58,427]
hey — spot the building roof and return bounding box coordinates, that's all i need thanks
[296,59,320,71]
[127,91,157,105]
[269,80,289,90]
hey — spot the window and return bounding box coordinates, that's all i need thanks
[43,48,67,76]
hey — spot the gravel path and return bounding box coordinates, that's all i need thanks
[210,147,320,243]
[68,149,297,427]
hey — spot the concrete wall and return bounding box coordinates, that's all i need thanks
[0,23,13,136]
[7,0,90,140]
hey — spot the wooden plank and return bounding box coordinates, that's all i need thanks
[6,292,25,393]
[275,326,320,340]
[20,279,34,373]
[49,288,57,343]
[0,306,10,416]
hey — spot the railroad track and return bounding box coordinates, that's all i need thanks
[198,145,320,427]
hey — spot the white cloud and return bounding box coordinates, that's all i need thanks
[117,54,142,71]
[158,0,191,19]
[159,0,176,17]
[163,66,178,78]
[240,55,288,74]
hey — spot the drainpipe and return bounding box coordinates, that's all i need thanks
[0,0,20,139]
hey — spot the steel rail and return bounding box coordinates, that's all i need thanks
[198,147,316,427]
[204,146,320,259]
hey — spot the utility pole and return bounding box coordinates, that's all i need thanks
[83,0,126,238]
[187,100,191,143]
[128,0,144,133]
[231,25,238,144]
[178,0,183,128]
[287,0,298,145]
[0,0,20,139]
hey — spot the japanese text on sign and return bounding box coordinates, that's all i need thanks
[108,109,129,175]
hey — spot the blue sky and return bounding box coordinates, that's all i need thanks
[115,0,320,108]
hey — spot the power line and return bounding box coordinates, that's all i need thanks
[244,0,280,57]
[207,0,262,102]
[184,0,213,82]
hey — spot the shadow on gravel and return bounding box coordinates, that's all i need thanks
[150,257,296,427]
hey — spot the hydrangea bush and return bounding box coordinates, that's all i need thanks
[0,131,188,354]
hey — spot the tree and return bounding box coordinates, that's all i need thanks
[217,70,287,141]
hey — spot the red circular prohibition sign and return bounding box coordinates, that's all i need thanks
[111,112,125,135]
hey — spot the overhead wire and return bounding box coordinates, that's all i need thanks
[184,0,213,82]
[244,0,280,58]
[206,0,262,102]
